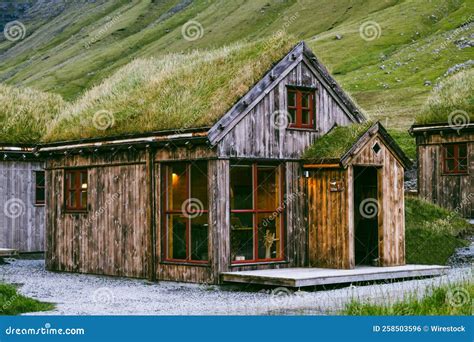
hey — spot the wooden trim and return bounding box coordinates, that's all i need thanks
[145,148,156,281]
[46,161,146,170]
[303,164,341,169]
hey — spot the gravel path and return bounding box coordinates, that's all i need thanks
[0,259,471,315]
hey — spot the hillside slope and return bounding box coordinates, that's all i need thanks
[0,0,473,129]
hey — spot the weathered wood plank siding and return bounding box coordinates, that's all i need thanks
[417,132,473,218]
[307,168,350,268]
[46,150,149,278]
[0,161,45,252]
[217,59,353,159]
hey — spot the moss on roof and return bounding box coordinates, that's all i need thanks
[303,122,373,162]
[415,68,473,125]
[0,84,65,144]
[43,35,298,142]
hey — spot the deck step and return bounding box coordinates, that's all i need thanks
[221,265,449,287]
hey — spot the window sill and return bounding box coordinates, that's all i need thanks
[160,260,210,267]
[230,260,289,267]
[64,210,88,215]
[34,203,45,207]
[287,127,318,132]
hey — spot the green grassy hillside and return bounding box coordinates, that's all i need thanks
[0,0,473,134]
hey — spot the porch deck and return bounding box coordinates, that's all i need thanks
[221,265,448,287]
[0,248,18,257]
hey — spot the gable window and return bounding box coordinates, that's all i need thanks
[443,143,468,174]
[35,171,45,205]
[162,162,209,263]
[230,163,285,264]
[65,169,88,212]
[287,87,315,129]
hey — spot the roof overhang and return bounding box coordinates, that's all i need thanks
[409,123,474,135]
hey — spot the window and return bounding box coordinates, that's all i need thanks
[35,171,45,205]
[162,162,209,263]
[443,143,468,174]
[230,163,285,263]
[65,169,88,211]
[287,87,315,129]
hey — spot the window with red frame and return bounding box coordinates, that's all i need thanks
[65,169,88,211]
[443,143,468,174]
[230,163,285,264]
[35,171,45,205]
[287,87,315,129]
[162,162,209,263]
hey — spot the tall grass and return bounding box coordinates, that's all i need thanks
[0,283,54,315]
[344,281,473,315]
[0,84,65,143]
[44,35,297,142]
[405,197,471,265]
[416,69,474,124]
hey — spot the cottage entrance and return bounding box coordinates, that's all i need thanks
[353,166,379,266]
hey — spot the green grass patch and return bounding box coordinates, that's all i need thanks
[388,129,416,160]
[0,283,54,315]
[405,197,471,265]
[343,281,473,315]
[416,69,474,125]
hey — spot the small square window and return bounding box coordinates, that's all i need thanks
[443,143,468,175]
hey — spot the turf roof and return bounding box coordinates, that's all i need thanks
[43,36,298,142]
[303,122,373,162]
[0,84,65,144]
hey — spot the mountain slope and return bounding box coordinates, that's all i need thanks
[0,0,473,129]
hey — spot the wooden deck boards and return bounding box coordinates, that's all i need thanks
[221,265,448,287]
[0,248,18,257]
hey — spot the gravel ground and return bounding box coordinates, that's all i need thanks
[0,259,471,315]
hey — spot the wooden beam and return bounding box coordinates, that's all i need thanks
[145,147,156,281]
[303,164,341,169]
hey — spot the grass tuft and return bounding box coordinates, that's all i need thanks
[416,69,474,125]
[344,281,473,315]
[0,84,65,144]
[405,197,471,265]
[0,282,54,315]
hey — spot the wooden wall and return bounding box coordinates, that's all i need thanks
[417,132,473,218]
[307,133,406,269]
[0,160,45,252]
[46,150,150,278]
[217,58,354,159]
[307,168,351,268]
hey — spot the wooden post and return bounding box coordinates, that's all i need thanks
[145,147,156,281]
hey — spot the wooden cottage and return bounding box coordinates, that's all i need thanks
[0,145,45,252]
[410,123,473,218]
[39,41,409,283]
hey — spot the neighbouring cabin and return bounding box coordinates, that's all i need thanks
[0,145,45,252]
[411,123,473,218]
[303,122,411,269]
[40,41,409,284]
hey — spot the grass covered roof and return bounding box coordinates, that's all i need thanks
[43,36,297,142]
[0,84,65,144]
[303,122,373,162]
[415,69,473,125]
